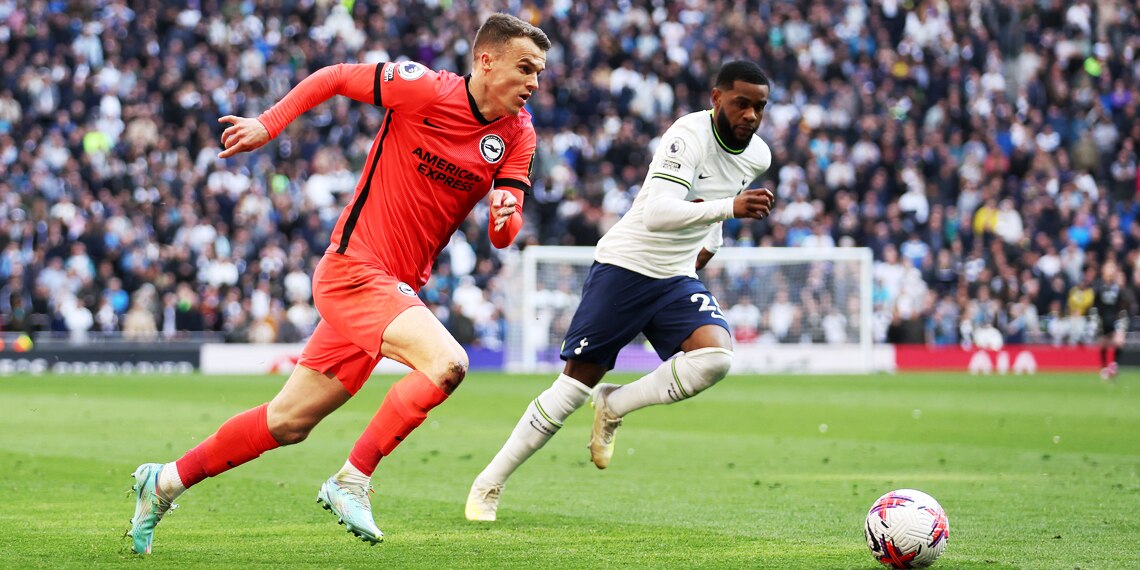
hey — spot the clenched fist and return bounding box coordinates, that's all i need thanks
[733,188,775,220]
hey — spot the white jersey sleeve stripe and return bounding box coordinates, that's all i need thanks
[650,172,692,190]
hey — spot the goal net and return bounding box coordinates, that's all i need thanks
[505,246,874,374]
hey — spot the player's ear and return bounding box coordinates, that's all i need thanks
[710,87,722,109]
[476,50,493,72]
[483,43,508,71]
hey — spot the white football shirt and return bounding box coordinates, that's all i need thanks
[595,110,772,278]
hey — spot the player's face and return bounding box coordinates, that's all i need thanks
[483,37,546,117]
[711,80,769,149]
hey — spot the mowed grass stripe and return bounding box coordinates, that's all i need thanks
[0,371,1136,569]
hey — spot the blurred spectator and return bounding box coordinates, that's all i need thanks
[726,297,761,343]
[994,199,1025,245]
[763,288,800,343]
[1,0,1137,352]
[61,295,93,344]
[122,298,158,342]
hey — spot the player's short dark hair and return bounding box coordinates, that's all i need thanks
[473,13,551,54]
[715,61,770,90]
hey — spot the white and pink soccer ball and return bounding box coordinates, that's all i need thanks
[864,489,949,568]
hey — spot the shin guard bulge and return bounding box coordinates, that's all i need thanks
[349,371,448,476]
[174,403,280,488]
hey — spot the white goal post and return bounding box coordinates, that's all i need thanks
[506,246,875,374]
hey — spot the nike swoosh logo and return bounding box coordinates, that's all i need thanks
[423,117,444,129]
[698,173,712,179]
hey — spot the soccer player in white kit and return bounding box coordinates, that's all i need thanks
[466,61,775,521]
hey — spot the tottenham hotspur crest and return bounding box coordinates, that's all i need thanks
[480,134,505,163]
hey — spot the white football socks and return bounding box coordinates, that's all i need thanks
[335,459,371,487]
[157,463,187,502]
[606,347,732,417]
[478,374,591,484]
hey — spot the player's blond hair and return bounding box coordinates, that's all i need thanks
[473,13,551,56]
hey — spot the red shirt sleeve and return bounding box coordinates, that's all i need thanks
[488,187,525,248]
[376,61,442,114]
[258,63,382,138]
[494,124,536,190]
[487,125,535,248]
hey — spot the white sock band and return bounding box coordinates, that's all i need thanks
[667,346,733,400]
[607,347,733,416]
[335,459,371,486]
[478,374,591,484]
[158,463,187,501]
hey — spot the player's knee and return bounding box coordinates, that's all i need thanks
[424,349,469,394]
[682,346,733,395]
[267,412,316,446]
[443,356,469,391]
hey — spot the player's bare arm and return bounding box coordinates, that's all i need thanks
[695,248,715,271]
[695,220,724,271]
[217,116,270,159]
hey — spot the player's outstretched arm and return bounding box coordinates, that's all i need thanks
[218,116,270,158]
[255,63,381,141]
[642,179,773,232]
[642,179,734,231]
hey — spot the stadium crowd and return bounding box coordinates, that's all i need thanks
[1,0,1139,350]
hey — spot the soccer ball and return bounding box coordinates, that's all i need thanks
[864,489,949,568]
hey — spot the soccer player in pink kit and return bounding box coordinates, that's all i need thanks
[126,14,549,553]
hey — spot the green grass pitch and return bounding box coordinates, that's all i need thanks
[1,370,1137,569]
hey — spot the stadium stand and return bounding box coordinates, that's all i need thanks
[0,0,1138,350]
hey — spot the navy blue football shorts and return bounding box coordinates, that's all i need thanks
[559,262,730,369]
